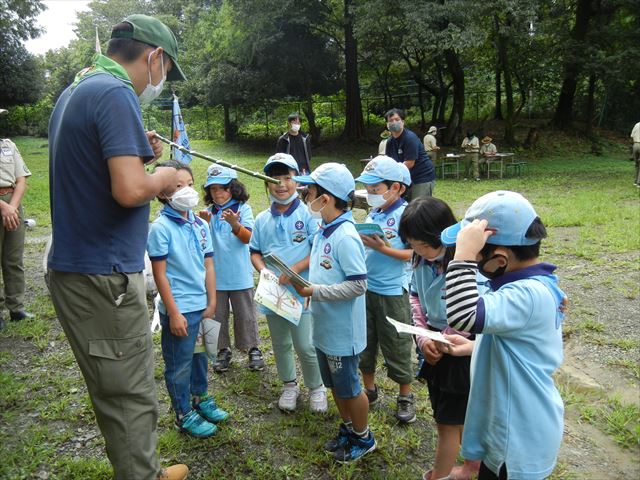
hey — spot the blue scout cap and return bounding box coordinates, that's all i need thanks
[441,190,539,247]
[397,162,412,186]
[355,155,404,184]
[203,164,237,188]
[263,153,299,174]
[292,162,355,202]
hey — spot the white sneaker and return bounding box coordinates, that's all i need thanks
[309,385,328,413]
[278,382,300,412]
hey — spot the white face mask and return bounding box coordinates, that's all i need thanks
[169,186,199,211]
[139,50,166,104]
[290,123,301,133]
[366,191,389,208]
[269,191,298,205]
[307,196,325,219]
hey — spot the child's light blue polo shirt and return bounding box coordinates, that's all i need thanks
[309,211,367,356]
[147,205,214,316]
[250,198,319,311]
[364,197,409,295]
[208,199,255,291]
[461,263,565,480]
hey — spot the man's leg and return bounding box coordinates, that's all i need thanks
[1,200,26,312]
[49,270,160,480]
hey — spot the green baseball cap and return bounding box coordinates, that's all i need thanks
[111,14,186,81]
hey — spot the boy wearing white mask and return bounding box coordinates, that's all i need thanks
[276,113,312,174]
[148,160,229,439]
[355,156,417,423]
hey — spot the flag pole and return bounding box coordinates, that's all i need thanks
[153,133,281,184]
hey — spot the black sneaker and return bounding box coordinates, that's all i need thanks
[324,423,351,453]
[395,393,417,423]
[364,385,380,407]
[247,347,265,371]
[213,348,232,373]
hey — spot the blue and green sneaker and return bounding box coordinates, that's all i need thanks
[332,430,376,463]
[193,395,229,423]
[323,423,351,453]
[175,409,217,438]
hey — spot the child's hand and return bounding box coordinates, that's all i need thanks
[421,339,443,365]
[454,218,494,261]
[560,296,569,314]
[169,313,188,337]
[202,303,216,320]
[221,209,240,228]
[360,234,386,251]
[198,210,212,223]
[439,334,474,357]
[279,273,291,286]
[292,282,313,298]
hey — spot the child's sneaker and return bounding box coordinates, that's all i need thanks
[193,394,229,423]
[395,393,417,423]
[175,409,217,438]
[364,385,380,406]
[332,430,376,463]
[213,348,232,373]
[309,385,328,413]
[323,423,350,453]
[247,347,265,371]
[278,382,300,412]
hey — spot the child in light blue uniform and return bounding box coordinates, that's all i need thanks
[354,156,417,424]
[199,165,264,373]
[291,163,376,463]
[147,160,229,439]
[441,190,566,480]
[249,153,326,413]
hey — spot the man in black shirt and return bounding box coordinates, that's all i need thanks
[276,113,311,174]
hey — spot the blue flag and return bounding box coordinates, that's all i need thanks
[172,95,192,163]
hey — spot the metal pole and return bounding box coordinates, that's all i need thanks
[153,133,281,184]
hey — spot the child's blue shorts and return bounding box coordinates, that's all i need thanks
[315,348,362,399]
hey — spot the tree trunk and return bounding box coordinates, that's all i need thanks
[223,104,235,142]
[496,18,515,145]
[342,0,364,140]
[493,15,503,120]
[553,0,593,128]
[585,74,596,134]
[443,49,464,145]
[302,97,321,145]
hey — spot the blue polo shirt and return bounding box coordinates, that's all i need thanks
[364,198,409,295]
[309,211,367,356]
[48,73,155,274]
[461,263,565,479]
[147,205,214,316]
[208,199,255,291]
[385,128,435,184]
[250,198,319,311]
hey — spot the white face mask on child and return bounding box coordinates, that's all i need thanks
[366,191,390,208]
[169,186,199,211]
[307,196,325,219]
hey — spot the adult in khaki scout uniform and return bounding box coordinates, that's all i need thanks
[423,125,440,165]
[631,121,640,187]
[48,15,188,480]
[461,131,480,181]
[0,114,34,330]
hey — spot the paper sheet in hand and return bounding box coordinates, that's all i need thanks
[254,269,303,325]
[355,223,391,246]
[386,316,452,345]
[263,253,311,288]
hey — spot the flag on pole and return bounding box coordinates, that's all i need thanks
[172,95,192,164]
[95,26,101,54]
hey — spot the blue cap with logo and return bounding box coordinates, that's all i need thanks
[293,162,355,202]
[263,153,299,175]
[203,164,237,188]
[441,190,539,247]
[355,155,405,184]
[397,162,412,186]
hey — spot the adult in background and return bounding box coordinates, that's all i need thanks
[0,109,33,330]
[461,131,480,181]
[423,125,440,166]
[631,121,640,187]
[48,15,188,480]
[480,136,497,158]
[276,113,311,174]
[384,108,435,201]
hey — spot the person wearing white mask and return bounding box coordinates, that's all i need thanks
[276,113,312,174]
[48,14,188,480]
[355,156,417,424]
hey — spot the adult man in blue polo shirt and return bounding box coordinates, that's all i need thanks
[384,108,435,201]
[48,15,188,480]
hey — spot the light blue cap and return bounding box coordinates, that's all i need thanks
[441,191,539,247]
[263,153,299,174]
[292,162,355,202]
[355,155,404,184]
[397,162,412,186]
[203,164,237,188]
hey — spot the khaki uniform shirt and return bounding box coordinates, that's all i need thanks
[0,139,31,188]
[631,122,640,143]
[423,134,438,152]
[480,143,497,156]
[461,136,480,153]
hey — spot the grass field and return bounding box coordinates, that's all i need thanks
[1,133,638,479]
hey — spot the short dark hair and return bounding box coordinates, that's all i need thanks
[154,160,193,204]
[287,113,301,123]
[107,21,170,64]
[203,179,250,205]
[399,197,457,247]
[263,163,298,194]
[385,108,405,120]
[314,184,352,211]
[380,180,409,199]
[480,217,548,261]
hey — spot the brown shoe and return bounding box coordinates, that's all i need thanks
[157,464,189,480]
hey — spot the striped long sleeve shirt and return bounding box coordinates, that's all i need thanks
[445,260,484,333]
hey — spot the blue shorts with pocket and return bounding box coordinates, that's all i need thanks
[316,348,362,399]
